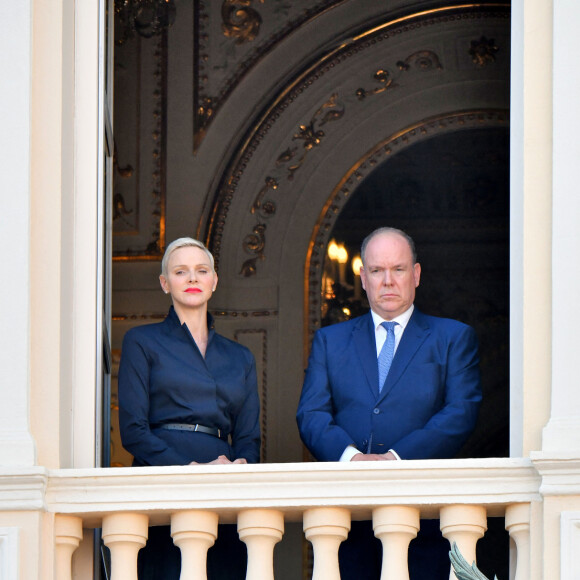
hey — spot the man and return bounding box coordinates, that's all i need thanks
[296,227,482,579]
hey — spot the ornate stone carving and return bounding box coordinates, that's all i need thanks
[469,36,499,67]
[112,309,278,321]
[206,6,509,275]
[113,32,167,260]
[236,94,344,277]
[194,0,342,150]
[356,51,442,100]
[241,223,267,277]
[221,0,264,44]
[251,176,279,218]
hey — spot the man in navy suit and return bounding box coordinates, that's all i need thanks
[296,227,482,579]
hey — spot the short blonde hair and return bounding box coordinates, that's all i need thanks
[161,237,215,277]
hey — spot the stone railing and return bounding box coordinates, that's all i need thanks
[11,458,543,579]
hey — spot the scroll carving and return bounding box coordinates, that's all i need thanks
[239,95,345,277]
[356,50,442,100]
[221,0,264,44]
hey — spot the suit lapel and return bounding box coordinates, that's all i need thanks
[352,313,380,398]
[379,309,431,400]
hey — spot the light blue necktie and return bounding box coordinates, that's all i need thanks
[378,321,397,392]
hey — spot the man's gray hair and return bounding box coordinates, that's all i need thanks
[360,227,417,265]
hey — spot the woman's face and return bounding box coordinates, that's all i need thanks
[159,246,217,311]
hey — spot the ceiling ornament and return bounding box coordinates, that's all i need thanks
[115,0,176,45]
[356,51,443,100]
[222,0,264,44]
[193,0,342,151]
[469,36,499,67]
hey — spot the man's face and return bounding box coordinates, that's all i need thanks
[359,232,421,320]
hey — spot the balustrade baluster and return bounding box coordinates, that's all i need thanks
[171,510,219,580]
[238,509,284,580]
[102,512,148,580]
[55,515,83,580]
[373,505,420,580]
[440,505,487,580]
[505,503,531,580]
[303,507,350,580]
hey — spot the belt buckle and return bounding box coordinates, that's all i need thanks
[217,428,222,439]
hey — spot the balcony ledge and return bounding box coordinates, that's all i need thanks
[38,457,540,526]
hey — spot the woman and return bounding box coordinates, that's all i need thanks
[118,237,261,579]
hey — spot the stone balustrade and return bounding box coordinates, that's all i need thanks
[8,458,546,579]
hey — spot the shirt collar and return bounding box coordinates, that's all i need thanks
[167,305,215,333]
[370,304,414,332]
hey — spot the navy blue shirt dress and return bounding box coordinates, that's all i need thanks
[119,306,261,465]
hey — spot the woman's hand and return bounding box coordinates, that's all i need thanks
[189,455,247,465]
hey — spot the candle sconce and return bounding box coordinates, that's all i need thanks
[321,240,368,327]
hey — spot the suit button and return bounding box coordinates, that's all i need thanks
[373,408,380,414]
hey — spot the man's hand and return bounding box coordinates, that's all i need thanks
[189,455,234,465]
[350,451,397,461]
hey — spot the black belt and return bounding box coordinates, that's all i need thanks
[159,423,228,441]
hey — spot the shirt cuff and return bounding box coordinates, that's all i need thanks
[340,445,362,462]
[388,448,401,460]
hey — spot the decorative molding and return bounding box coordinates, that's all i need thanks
[113,30,167,261]
[356,50,443,100]
[112,313,167,321]
[469,36,499,68]
[213,309,278,318]
[0,527,19,580]
[304,109,509,345]
[0,468,48,511]
[561,511,580,580]
[221,0,264,45]
[112,309,278,321]
[239,94,345,277]
[193,0,344,151]
[234,329,269,463]
[206,5,509,273]
[241,223,268,277]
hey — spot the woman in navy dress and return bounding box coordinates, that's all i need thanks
[118,237,261,579]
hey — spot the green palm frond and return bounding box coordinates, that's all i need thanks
[449,542,499,580]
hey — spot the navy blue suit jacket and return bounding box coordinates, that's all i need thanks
[296,309,481,462]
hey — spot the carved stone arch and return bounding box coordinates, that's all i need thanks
[203,4,510,463]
